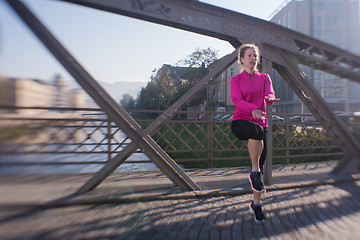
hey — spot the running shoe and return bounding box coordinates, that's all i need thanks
[249,172,266,192]
[249,201,266,223]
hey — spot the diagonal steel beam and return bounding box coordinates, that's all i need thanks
[76,49,239,193]
[6,0,202,191]
[57,0,360,173]
[59,0,360,82]
[266,47,360,173]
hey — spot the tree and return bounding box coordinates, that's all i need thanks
[136,82,161,110]
[176,47,219,106]
[120,93,136,109]
[156,66,177,110]
[137,66,178,110]
[175,67,208,107]
[136,47,219,110]
[177,47,218,68]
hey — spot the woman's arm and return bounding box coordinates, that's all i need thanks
[263,74,280,104]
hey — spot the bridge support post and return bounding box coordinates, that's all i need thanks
[267,47,360,174]
[7,0,240,193]
[262,58,274,185]
[7,0,201,192]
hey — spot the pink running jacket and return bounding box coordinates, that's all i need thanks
[230,70,276,127]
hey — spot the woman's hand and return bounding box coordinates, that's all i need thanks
[252,109,266,120]
[265,96,280,102]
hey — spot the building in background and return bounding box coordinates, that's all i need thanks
[0,74,90,114]
[207,0,360,114]
[153,64,193,86]
[207,59,240,112]
[270,0,360,114]
[53,74,72,108]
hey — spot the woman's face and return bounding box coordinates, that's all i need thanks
[241,48,258,72]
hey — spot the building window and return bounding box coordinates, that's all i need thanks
[287,11,291,28]
[313,30,322,39]
[230,68,234,77]
[282,15,286,27]
[323,29,345,42]
[313,16,322,26]
[313,2,325,11]
[324,15,343,26]
[313,1,344,12]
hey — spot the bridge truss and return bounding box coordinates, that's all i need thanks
[6,0,360,193]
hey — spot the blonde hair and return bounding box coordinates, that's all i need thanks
[238,43,261,71]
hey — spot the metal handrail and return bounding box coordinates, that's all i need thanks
[1,107,354,170]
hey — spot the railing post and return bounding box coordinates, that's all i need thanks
[207,111,213,168]
[107,118,112,162]
[263,58,273,185]
[285,116,290,164]
[264,106,273,185]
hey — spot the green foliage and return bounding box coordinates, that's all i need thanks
[152,122,207,150]
[120,93,136,109]
[137,47,218,110]
[150,122,342,169]
[177,47,218,68]
[0,81,5,105]
[137,82,161,110]
[0,126,31,141]
[157,68,177,110]
[176,67,209,107]
[137,68,177,110]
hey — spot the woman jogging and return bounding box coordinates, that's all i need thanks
[230,43,280,223]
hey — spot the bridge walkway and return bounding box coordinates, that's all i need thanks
[0,161,359,239]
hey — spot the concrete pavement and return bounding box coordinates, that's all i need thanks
[0,160,359,239]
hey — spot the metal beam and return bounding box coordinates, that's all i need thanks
[6,0,201,191]
[56,0,360,172]
[60,0,360,81]
[268,48,360,173]
[7,0,359,194]
[261,58,273,184]
[77,50,238,193]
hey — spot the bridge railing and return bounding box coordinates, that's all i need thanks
[1,106,357,171]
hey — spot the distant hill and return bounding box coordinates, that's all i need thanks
[98,81,148,102]
[49,75,148,103]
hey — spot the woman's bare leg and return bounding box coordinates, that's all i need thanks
[253,191,261,204]
[248,139,264,204]
[248,139,263,171]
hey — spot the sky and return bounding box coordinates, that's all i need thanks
[0,0,286,84]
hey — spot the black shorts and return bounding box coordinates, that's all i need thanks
[231,120,267,141]
[231,120,268,169]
